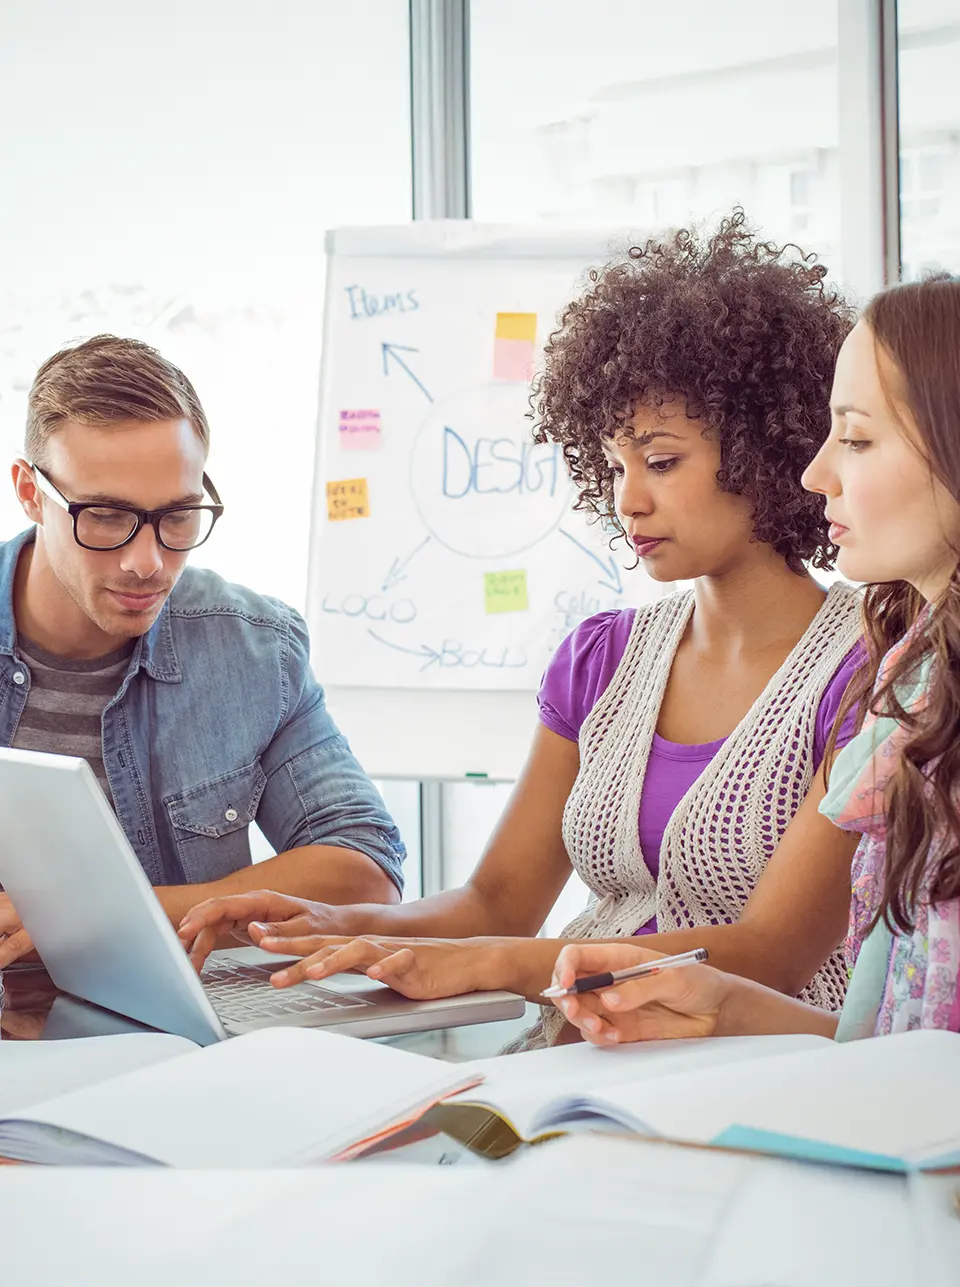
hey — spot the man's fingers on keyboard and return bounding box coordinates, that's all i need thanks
[178,892,282,937]
[0,927,35,968]
[188,928,219,973]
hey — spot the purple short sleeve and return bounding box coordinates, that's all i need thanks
[812,641,866,769]
[538,610,637,741]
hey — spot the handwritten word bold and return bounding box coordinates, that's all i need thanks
[369,629,527,672]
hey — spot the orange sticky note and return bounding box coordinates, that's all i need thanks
[326,477,370,521]
[495,313,537,342]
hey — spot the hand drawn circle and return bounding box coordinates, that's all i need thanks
[409,382,573,559]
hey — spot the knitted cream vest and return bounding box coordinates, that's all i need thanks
[535,582,863,1048]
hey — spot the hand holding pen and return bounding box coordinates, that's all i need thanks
[542,947,708,998]
[546,942,724,1046]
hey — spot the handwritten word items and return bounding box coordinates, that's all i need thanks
[493,312,537,383]
[484,570,529,615]
[339,409,382,451]
[326,478,371,522]
[345,285,419,321]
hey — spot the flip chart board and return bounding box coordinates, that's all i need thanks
[307,223,665,778]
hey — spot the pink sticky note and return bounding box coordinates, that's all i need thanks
[493,338,535,383]
[339,409,382,450]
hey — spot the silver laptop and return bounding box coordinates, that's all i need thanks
[0,748,524,1046]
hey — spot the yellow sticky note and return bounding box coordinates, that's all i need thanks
[484,569,529,614]
[326,477,370,521]
[495,312,537,342]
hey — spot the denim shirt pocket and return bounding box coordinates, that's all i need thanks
[165,759,268,883]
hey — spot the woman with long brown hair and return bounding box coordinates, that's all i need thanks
[551,273,960,1043]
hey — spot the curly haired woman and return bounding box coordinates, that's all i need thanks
[179,212,866,1046]
[551,273,960,1045]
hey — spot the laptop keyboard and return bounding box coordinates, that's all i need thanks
[201,959,373,1026]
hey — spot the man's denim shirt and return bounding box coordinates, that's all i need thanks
[0,530,405,891]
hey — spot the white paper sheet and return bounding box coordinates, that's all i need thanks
[0,1033,196,1115]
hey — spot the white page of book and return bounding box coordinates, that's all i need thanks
[0,1033,197,1115]
[588,1028,960,1162]
[908,1171,960,1287]
[3,1136,922,1287]
[0,1139,746,1287]
[701,1157,914,1287]
[453,1032,829,1140]
[0,1025,478,1167]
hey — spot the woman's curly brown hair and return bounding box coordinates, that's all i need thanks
[532,209,856,573]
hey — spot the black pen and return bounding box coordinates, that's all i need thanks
[542,947,709,998]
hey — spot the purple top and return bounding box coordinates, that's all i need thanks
[539,608,864,934]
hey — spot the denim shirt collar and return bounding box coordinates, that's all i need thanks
[0,527,181,683]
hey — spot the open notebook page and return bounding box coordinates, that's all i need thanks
[0,1025,480,1167]
[552,1028,960,1170]
[451,1033,829,1141]
[0,1033,197,1115]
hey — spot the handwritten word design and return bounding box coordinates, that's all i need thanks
[442,427,561,499]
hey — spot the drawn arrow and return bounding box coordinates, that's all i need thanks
[381,342,434,404]
[559,528,625,596]
[367,628,440,671]
[381,535,431,593]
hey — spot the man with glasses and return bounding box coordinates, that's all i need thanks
[0,334,404,967]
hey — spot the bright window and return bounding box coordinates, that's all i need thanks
[897,0,960,278]
[470,0,841,270]
[0,0,411,610]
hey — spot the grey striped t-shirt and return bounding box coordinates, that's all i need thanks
[11,635,134,807]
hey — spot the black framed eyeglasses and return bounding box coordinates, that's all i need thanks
[30,464,224,552]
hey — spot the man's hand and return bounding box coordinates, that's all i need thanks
[0,892,39,967]
[549,942,730,1044]
[177,890,361,974]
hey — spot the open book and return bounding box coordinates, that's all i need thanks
[434,1028,960,1173]
[3,1025,957,1173]
[0,1026,481,1166]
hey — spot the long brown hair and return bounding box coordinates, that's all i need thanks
[828,275,960,933]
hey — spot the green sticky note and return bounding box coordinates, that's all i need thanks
[484,570,529,615]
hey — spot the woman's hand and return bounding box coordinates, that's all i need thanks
[177,890,359,973]
[549,942,733,1045]
[256,932,512,999]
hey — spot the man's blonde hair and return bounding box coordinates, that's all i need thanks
[25,334,210,467]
